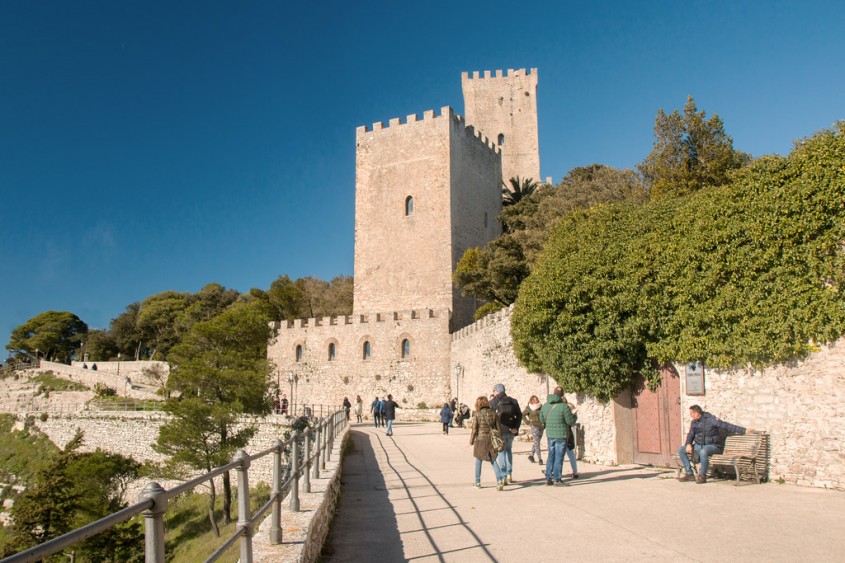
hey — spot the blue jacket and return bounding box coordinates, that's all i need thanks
[439,403,453,424]
[685,412,745,449]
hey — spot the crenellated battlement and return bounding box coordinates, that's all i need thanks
[451,304,513,342]
[274,308,449,331]
[461,68,537,81]
[355,106,500,155]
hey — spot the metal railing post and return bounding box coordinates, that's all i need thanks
[321,420,328,470]
[290,431,300,512]
[235,449,253,563]
[140,482,167,563]
[303,428,312,493]
[313,424,322,479]
[270,439,283,544]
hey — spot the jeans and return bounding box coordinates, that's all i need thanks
[565,445,577,474]
[546,438,566,481]
[678,444,720,475]
[496,431,516,477]
[386,418,394,434]
[475,457,504,484]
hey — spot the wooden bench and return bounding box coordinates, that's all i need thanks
[673,432,769,485]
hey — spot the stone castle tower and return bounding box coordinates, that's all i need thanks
[268,69,540,408]
[462,68,540,185]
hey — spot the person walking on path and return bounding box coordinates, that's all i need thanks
[440,401,453,435]
[469,395,505,490]
[678,404,752,484]
[540,392,577,486]
[449,397,458,427]
[489,383,521,484]
[355,395,364,423]
[382,394,399,436]
[371,397,381,428]
[553,386,579,478]
[343,397,352,421]
[522,395,544,465]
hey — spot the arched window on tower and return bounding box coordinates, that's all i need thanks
[401,339,410,359]
[363,341,371,360]
[295,345,302,362]
[328,342,336,361]
[405,195,414,216]
[498,133,505,146]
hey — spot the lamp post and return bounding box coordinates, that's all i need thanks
[117,353,122,377]
[453,363,462,405]
[34,348,39,365]
[288,371,295,417]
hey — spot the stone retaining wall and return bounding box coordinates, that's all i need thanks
[38,360,160,399]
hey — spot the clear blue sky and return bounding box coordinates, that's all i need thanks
[1,1,843,353]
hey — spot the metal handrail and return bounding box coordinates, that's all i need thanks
[1,407,348,563]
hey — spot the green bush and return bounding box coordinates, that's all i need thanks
[93,383,117,397]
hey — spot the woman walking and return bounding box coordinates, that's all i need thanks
[355,395,364,423]
[522,395,544,465]
[469,395,505,491]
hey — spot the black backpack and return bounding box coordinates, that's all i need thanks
[496,397,520,429]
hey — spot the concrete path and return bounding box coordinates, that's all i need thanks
[324,422,845,562]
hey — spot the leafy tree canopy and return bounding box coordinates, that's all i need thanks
[7,311,88,362]
[638,96,750,200]
[513,122,845,401]
[502,176,540,207]
[267,274,353,321]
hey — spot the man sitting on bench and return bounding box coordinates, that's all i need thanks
[678,405,753,484]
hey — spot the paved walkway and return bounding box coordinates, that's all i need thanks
[323,422,845,562]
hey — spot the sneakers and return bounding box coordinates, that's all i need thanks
[555,479,569,487]
[496,481,504,491]
[505,475,513,484]
[528,455,535,463]
[537,458,544,465]
[696,474,707,484]
[546,479,554,486]
[571,473,579,479]
[472,482,481,489]
[678,473,694,482]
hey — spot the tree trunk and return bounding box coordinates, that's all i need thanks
[222,472,232,525]
[208,479,220,537]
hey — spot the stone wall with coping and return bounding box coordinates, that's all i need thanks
[37,360,161,399]
[678,341,845,489]
[450,305,618,464]
[69,360,170,382]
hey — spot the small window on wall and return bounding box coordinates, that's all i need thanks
[498,133,505,146]
[401,339,410,359]
[328,342,336,361]
[405,196,414,216]
[295,345,302,362]
[363,341,371,360]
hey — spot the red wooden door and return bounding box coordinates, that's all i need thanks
[632,367,682,466]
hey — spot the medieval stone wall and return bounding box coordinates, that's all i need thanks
[450,305,618,465]
[461,68,540,184]
[678,342,845,489]
[268,309,452,409]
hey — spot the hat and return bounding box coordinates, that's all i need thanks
[493,383,505,393]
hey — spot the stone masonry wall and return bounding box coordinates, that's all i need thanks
[450,305,617,464]
[678,341,845,489]
[268,309,452,410]
[38,360,161,399]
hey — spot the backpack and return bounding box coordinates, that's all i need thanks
[496,397,520,430]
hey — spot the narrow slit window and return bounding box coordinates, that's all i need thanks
[363,341,371,360]
[405,196,414,216]
[498,133,505,146]
[401,338,410,359]
[295,345,302,362]
[328,342,336,361]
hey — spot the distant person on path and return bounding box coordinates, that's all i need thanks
[280,394,289,415]
[439,401,453,435]
[522,395,544,465]
[449,397,458,427]
[540,392,577,486]
[455,402,471,428]
[554,386,579,478]
[489,383,521,484]
[382,394,399,436]
[678,405,752,484]
[355,395,363,423]
[371,397,381,428]
[343,396,352,421]
[469,395,505,490]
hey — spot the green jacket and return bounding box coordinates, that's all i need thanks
[539,394,577,439]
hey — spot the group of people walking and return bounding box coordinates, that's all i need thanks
[369,395,399,435]
[468,383,578,490]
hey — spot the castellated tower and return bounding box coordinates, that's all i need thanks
[461,68,540,185]
[353,107,503,331]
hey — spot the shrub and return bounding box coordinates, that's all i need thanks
[93,383,117,397]
[416,402,427,409]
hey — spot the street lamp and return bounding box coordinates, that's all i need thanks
[288,371,295,417]
[453,363,463,405]
[117,353,122,377]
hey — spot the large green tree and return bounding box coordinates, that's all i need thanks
[136,291,190,360]
[158,298,273,526]
[7,311,88,362]
[638,96,750,200]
